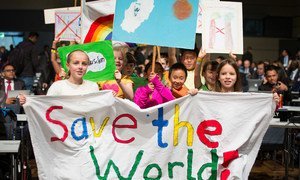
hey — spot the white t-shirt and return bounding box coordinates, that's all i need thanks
[184,70,205,90]
[47,80,99,96]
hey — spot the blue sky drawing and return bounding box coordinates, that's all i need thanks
[112,0,199,49]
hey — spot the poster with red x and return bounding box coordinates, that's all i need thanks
[202,1,243,54]
[55,11,81,41]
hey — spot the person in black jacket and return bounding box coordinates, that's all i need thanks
[17,32,40,90]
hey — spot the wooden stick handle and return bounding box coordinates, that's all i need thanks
[152,46,157,73]
[157,46,161,61]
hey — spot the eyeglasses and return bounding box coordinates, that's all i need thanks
[3,69,15,73]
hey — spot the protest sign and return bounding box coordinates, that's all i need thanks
[202,1,243,54]
[24,91,274,179]
[112,0,199,49]
[55,11,81,41]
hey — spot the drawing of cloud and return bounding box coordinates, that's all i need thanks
[120,0,154,33]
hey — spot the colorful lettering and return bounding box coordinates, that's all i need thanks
[173,104,194,146]
[112,114,137,144]
[143,164,162,180]
[152,107,169,148]
[221,150,239,180]
[90,145,143,180]
[45,106,68,142]
[90,117,110,137]
[168,162,184,178]
[71,117,88,141]
[197,120,222,148]
[198,149,218,180]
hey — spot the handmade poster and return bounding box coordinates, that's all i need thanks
[44,7,80,24]
[196,0,219,33]
[112,0,199,49]
[81,0,136,47]
[57,41,115,82]
[24,91,275,179]
[202,1,243,54]
[55,11,81,41]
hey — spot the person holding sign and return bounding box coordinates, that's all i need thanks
[19,50,98,104]
[98,47,134,100]
[134,62,174,109]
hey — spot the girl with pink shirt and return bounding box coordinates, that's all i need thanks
[134,62,174,109]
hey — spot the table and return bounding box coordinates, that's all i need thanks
[269,118,300,180]
[16,114,28,180]
[0,140,21,180]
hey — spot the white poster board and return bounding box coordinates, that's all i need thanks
[196,0,219,33]
[202,1,243,54]
[44,7,80,24]
[55,11,81,41]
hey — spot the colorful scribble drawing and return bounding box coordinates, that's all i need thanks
[224,12,234,51]
[173,0,193,20]
[208,12,220,49]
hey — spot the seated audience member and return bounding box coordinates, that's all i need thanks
[287,60,300,92]
[168,63,198,98]
[134,62,174,109]
[0,63,25,139]
[241,59,254,79]
[1,63,25,110]
[272,60,289,85]
[251,61,265,80]
[259,65,289,104]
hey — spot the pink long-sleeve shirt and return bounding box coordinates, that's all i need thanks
[134,75,174,109]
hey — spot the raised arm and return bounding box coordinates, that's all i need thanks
[115,70,134,100]
[51,39,62,74]
[151,74,174,101]
[194,49,207,89]
[168,48,177,67]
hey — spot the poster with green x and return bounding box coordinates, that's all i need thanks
[58,40,115,82]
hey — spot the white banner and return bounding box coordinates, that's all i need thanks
[24,91,275,179]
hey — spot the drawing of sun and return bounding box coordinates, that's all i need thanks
[173,0,192,20]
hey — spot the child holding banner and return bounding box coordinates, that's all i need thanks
[134,62,174,109]
[168,63,198,98]
[98,47,134,100]
[214,59,242,92]
[19,49,99,104]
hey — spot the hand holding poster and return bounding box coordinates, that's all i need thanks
[24,91,275,179]
[57,41,115,82]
